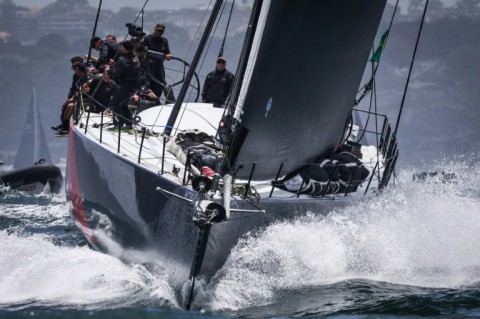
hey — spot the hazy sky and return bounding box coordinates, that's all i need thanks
[14,0,458,11]
[14,0,211,11]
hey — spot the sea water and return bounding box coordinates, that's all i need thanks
[1,154,480,318]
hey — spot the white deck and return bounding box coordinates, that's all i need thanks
[77,103,223,184]
[75,102,384,199]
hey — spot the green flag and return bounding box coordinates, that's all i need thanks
[369,29,390,63]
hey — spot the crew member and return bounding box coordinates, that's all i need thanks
[202,57,234,108]
[142,23,175,103]
[105,40,140,130]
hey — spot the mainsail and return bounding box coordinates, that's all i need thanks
[13,88,52,169]
[231,0,387,179]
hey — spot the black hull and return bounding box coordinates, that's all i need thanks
[66,126,359,305]
[1,163,63,194]
[64,1,389,308]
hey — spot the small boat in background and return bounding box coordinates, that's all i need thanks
[1,88,63,194]
[1,159,62,194]
[413,171,458,184]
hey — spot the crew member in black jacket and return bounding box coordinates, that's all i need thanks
[202,57,234,108]
[90,36,120,72]
[105,40,140,130]
[142,23,175,103]
[51,56,84,133]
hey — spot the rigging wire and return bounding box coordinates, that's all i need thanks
[85,0,103,71]
[218,0,236,57]
[174,0,228,135]
[164,0,225,137]
[355,0,399,105]
[352,0,400,188]
[150,0,215,133]
[198,0,227,77]
[372,64,382,183]
[393,0,429,136]
[175,0,236,137]
[76,0,103,120]
[85,0,150,114]
[353,0,400,153]
[109,0,151,62]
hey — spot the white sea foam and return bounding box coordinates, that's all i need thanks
[2,155,480,312]
[206,154,480,310]
[0,232,178,309]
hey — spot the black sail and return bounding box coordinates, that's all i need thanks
[231,0,386,179]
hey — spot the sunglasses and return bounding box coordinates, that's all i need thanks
[217,61,226,64]
[155,29,164,33]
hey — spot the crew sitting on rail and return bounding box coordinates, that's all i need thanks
[51,56,84,134]
[82,70,113,114]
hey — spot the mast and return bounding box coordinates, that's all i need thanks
[33,87,39,162]
[163,0,224,137]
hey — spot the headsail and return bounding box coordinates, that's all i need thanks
[230,0,387,179]
[13,88,52,169]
